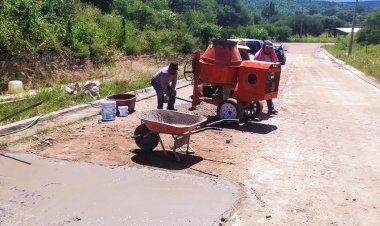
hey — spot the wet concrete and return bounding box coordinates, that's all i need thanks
[0,153,238,225]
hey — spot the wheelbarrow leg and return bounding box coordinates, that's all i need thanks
[158,134,166,154]
[172,134,195,161]
[186,144,195,154]
[179,134,194,154]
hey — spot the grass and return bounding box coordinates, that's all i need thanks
[0,74,153,126]
[323,38,380,81]
[289,33,341,43]
[0,53,190,126]
[0,86,93,126]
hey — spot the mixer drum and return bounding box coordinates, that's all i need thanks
[199,40,241,85]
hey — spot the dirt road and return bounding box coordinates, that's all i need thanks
[230,43,380,225]
[2,43,380,225]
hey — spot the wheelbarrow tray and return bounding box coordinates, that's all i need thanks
[137,110,207,135]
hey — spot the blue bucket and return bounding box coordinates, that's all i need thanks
[101,100,116,121]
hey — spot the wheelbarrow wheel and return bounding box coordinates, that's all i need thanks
[217,98,243,121]
[134,124,159,151]
[244,101,263,119]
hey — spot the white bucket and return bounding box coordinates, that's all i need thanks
[101,100,116,121]
[118,106,129,117]
[8,80,24,94]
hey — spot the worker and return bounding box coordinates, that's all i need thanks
[237,39,251,61]
[254,40,279,114]
[151,62,178,110]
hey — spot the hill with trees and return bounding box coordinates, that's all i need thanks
[0,0,378,82]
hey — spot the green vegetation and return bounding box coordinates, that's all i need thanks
[0,0,372,60]
[289,33,340,43]
[0,85,93,125]
[243,0,374,20]
[0,75,154,125]
[324,38,380,81]
[357,8,380,45]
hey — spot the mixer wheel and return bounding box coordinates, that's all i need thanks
[217,98,243,121]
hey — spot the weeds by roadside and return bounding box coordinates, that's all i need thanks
[0,55,189,126]
[0,76,152,126]
[324,38,380,81]
[288,33,341,43]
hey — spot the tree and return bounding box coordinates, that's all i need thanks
[216,0,252,27]
[357,8,380,44]
[81,0,113,13]
[261,2,277,19]
[168,0,212,13]
[322,16,346,37]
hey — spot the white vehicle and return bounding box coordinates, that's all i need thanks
[228,38,263,55]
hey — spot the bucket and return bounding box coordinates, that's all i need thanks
[8,80,24,94]
[106,94,136,113]
[118,106,129,117]
[101,100,116,121]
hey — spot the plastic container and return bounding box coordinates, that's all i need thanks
[118,106,129,117]
[8,80,24,94]
[101,100,116,121]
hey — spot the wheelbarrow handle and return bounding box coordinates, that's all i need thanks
[206,119,239,127]
[190,127,222,135]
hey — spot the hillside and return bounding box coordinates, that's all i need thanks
[242,0,378,15]
[345,1,380,9]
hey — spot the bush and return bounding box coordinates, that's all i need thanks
[72,5,120,57]
[177,33,198,53]
[357,8,380,45]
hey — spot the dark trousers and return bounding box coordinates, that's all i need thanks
[266,99,275,110]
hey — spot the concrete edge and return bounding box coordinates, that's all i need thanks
[0,79,191,135]
[320,48,380,90]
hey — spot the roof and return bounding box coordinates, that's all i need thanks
[336,28,361,33]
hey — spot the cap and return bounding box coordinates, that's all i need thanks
[263,40,273,47]
[169,62,179,71]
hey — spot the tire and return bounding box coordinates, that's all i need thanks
[244,101,263,119]
[217,98,244,121]
[134,124,159,151]
[183,60,194,81]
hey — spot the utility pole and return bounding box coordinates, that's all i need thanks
[300,12,303,37]
[348,0,359,55]
[300,4,303,38]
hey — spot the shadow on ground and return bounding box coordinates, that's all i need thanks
[237,121,277,134]
[203,115,277,134]
[131,149,203,170]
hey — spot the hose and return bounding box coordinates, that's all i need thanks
[0,101,43,137]
[0,116,40,137]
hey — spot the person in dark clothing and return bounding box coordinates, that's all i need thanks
[151,62,178,110]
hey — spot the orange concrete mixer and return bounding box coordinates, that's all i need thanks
[184,40,281,121]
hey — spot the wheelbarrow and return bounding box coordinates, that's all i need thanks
[133,110,229,161]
